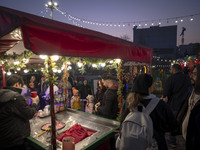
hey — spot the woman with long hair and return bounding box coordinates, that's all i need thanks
[119,74,177,150]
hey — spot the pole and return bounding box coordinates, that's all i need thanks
[48,57,56,150]
[2,64,6,87]
[50,0,53,19]
[64,62,68,105]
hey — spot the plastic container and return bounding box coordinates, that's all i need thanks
[62,136,75,150]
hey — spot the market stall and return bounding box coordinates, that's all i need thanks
[0,6,153,150]
[28,109,119,150]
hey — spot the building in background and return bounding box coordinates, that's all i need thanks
[133,25,177,59]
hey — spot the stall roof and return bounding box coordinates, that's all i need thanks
[0,6,153,63]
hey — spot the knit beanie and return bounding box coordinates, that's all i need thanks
[131,74,153,95]
[72,87,79,96]
[29,82,34,87]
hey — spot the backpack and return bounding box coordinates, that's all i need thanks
[116,97,160,150]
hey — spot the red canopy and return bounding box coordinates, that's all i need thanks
[0,6,153,63]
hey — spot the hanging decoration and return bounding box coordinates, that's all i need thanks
[115,60,124,121]
[0,50,34,69]
[53,7,200,28]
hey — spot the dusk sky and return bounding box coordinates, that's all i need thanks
[1,0,200,45]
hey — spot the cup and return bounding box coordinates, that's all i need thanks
[62,136,75,150]
[31,91,37,98]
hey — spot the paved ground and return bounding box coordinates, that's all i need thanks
[166,133,186,150]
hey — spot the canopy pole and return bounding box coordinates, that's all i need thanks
[2,64,6,87]
[48,57,56,150]
[64,62,68,105]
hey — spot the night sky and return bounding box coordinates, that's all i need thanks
[0,0,200,45]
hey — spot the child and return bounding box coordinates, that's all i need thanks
[71,87,81,110]
[86,95,94,113]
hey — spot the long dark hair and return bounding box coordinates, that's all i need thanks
[127,92,144,112]
[194,64,200,95]
[97,79,106,95]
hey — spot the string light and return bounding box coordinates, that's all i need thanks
[48,7,200,29]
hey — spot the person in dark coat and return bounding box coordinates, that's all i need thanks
[95,73,119,119]
[79,80,92,111]
[162,64,192,147]
[95,79,107,104]
[120,74,177,150]
[181,64,200,150]
[0,74,39,150]
[93,79,107,114]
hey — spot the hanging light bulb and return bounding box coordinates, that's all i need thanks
[175,18,178,23]
[92,64,97,68]
[100,63,106,67]
[190,16,193,21]
[7,71,11,76]
[40,55,48,59]
[14,61,20,65]
[77,62,83,68]
[51,55,59,61]
[23,58,29,64]
[67,66,72,70]
[180,18,183,22]
[24,69,29,73]
[110,60,114,64]
[116,59,121,63]
[53,68,58,73]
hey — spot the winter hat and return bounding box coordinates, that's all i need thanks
[72,87,79,96]
[131,74,153,95]
[29,82,34,87]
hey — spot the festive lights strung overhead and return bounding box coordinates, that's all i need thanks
[49,7,200,28]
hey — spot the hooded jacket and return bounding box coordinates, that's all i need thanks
[0,87,37,147]
[97,84,119,119]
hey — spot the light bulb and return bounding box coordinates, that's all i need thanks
[77,62,83,68]
[101,63,106,67]
[51,55,59,61]
[116,59,121,63]
[40,55,48,59]
[92,64,97,68]
[7,72,11,76]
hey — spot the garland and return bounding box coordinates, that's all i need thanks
[0,50,34,69]
[116,60,124,121]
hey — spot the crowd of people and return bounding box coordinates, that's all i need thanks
[0,63,200,150]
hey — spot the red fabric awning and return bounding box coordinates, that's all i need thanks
[0,6,153,63]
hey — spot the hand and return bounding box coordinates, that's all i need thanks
[95,102,100,107]
[95,103,100,112]
[161,96,168,102]
[32,96,39,104]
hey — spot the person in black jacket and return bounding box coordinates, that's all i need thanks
[93,79,107,114]
[120,74,177,150]
[95,73,119,119]
[79,80,92,111]
[182,64,200,150]
[162,64,192,148]
[0,74,39,150]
